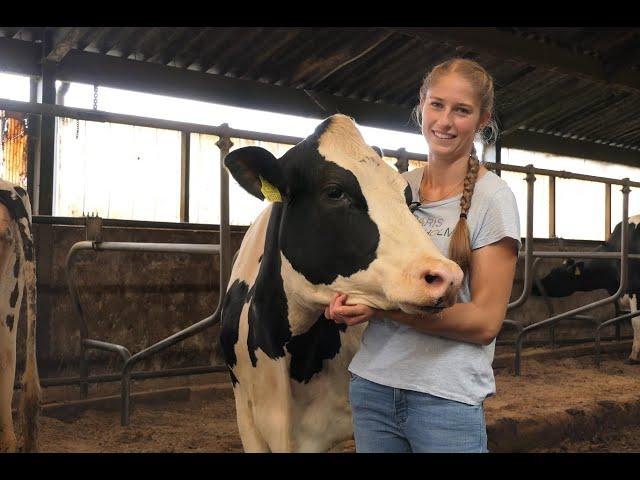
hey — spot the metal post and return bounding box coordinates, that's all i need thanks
[605,183,612,241]
[180,132,190,223]
[395,148,409,173]
[216,126,233,297]
[508,165,535,312]
[549,175,556,238]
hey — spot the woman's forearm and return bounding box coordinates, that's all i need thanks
[383,301,504,345]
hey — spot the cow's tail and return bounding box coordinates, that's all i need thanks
[19,246,40,453]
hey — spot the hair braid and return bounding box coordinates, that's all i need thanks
[448,153,480,276]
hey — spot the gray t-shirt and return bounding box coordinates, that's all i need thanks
[348,166,521,405]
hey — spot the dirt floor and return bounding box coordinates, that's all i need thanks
[11,345,640,453]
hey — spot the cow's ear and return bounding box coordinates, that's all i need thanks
[563,258,575,267]
[370,145,383,158]
[224,146,287,202]
[571,261,584,277]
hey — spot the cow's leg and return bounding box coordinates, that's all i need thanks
[20,255,40,453]
[0,324,17,453]
[627,295,640,364]
[0,215,17,452]
[233,389,270,453]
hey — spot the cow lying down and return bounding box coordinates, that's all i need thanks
[219,114,463,452]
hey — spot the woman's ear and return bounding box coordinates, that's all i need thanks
[478,112,491,132]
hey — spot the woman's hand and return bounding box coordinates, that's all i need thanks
[324,293,379,326]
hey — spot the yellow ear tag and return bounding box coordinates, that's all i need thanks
[575,266,581,276]
[259,175,282,202]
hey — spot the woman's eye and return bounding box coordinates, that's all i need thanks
[326,187,345,200]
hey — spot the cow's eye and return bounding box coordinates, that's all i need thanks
[325,186,345,200]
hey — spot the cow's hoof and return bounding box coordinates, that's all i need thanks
[624,358,640,365]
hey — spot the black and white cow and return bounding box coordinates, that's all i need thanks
[532,215,640,363]
[219,114,464,452]
[0,179,40,453]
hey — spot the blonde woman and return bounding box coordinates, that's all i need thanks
[325,59,520,453]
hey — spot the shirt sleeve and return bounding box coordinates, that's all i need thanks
[471,187,522,252]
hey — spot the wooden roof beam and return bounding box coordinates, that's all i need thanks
[46,27,89,63]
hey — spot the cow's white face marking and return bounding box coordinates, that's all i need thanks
[303,115,463,313]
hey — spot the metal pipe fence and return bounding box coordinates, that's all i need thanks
[3,98,639,400]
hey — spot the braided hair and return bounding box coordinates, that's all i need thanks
[414,58,498,276]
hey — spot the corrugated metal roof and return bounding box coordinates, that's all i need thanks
[2,27,640,153]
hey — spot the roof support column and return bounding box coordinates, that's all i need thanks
[33,28,56,216]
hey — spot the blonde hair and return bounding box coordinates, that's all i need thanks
[415,58,498,275]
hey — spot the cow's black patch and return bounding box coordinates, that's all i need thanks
[287,314,347,383]
[0,190,33,261]
[279,135,380,285]
[16,222,34,261]
[6,314,14,331]
[246,282,256,303]
[404,183,413,205]
[228,367,239,387]
[13,250,20,278]
[247,203,291,367]
[9,281,19,308]
[219,279,249,370]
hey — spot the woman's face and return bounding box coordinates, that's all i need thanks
[421,73,489,162]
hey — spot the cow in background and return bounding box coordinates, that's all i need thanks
[532,215,640,364]
[0,179,40,452]
[219,115,464,452]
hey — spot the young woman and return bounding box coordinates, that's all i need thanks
[325,58,521,453]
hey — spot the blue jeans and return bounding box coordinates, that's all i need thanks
[349,373,488,453]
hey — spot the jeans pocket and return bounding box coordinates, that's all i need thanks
[349,371,359,381]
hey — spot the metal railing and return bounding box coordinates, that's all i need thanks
[1,98,429,425]
[484,161,640,376]
[4,98,640,393]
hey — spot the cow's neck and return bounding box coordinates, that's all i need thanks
[581,252,620,294]
[257,203,332,337]
[280,253,334,336]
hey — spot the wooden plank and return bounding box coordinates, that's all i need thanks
[54,49,416,133]
[0,37,41,76]
[502,129,640,167]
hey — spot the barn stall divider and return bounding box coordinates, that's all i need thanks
[483,161,640,376]
[3,97,640,418]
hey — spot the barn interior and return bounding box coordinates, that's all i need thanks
[2,27,640,397]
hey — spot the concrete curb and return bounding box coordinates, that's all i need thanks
[41,386,191,421]
[487,395,640,452]
[492,340,633,369]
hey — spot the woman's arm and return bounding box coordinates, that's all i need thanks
[325,237,518,346]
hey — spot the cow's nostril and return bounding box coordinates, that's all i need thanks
[425,274,442,285]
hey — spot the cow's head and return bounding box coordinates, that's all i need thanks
[224,115,463,315]
[531,259,584,297]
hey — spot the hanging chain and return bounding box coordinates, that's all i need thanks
[93,85,99,110]
[1,114,5,158]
